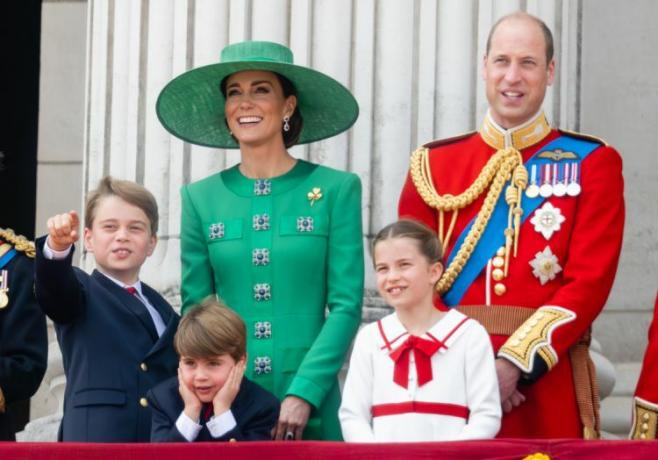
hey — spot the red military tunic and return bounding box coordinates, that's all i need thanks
[631,291,658,440]
[398,111,625,438]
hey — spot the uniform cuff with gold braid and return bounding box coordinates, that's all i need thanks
[630,397,658,440]
[498,306,576,383]
[0,387,5,413]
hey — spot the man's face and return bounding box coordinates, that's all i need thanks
[482,17,555,129]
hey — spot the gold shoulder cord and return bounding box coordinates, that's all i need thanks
[0,228,36,258]
[409,147,527,294]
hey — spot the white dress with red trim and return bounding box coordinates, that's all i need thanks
[339,310,501,442]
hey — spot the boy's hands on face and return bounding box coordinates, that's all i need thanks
[213,358,245,416]
[178,367,202,422]
[47,211,80,251]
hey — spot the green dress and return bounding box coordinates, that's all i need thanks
[180,159,364,440]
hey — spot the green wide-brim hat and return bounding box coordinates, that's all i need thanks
[156,41,359,149]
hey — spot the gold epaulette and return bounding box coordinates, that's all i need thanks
[498,306,576,373]
[631,397,658,440]
[422,131,476,150]
[558,129,608,147]
[0,228,36,258]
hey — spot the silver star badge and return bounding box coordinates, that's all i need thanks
[529,246,563,285]
[530,202,566,240]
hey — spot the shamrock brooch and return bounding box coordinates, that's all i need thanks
[307,187,322,206]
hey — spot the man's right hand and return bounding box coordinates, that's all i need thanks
[46,211,80,251]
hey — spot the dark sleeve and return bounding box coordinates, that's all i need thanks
[213,391,280,441]
[0,254,48,403]
[148,388,188,443]
[34,235,85,324]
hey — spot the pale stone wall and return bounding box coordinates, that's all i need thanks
[29,0,87,436]
[580,0,658,362]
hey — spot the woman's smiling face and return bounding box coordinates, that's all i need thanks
[224,70,296,149]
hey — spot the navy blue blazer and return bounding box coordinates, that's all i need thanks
[148,376,279,442]
[34,237,179,442]
[0,245,48,441]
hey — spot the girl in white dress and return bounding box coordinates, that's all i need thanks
[339,220,501,442]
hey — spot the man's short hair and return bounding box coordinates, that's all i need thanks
[485,12,554,64]
[174,297,246,362]
[85,176,159,235]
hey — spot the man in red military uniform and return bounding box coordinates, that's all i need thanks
[399,12,624,439]
[631,292,658,440]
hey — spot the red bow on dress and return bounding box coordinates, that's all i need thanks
[389,335,443,389]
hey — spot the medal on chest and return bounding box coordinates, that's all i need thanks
[567,162,582,196]
[553,163,568,197]
[0,270,8,309]
[525,164,540,198]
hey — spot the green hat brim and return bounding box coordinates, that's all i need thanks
[156,61,359,149]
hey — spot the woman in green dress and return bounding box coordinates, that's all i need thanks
[157,41,363,441]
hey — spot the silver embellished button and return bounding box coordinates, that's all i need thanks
[254,321,272,339]
[297,216,314,232]
[252,214,270,231]
[254,356,272,374]
[254,179,272,196]
[252,248,270,266]
[253,283,271,301]
[208,223,224,240]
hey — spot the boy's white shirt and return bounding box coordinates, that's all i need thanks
[43,240,166,336]
[175,410,237,441]
[339,309,501,442]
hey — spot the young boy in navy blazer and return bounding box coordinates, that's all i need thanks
[148,298,279,442]
[35,177,179,442]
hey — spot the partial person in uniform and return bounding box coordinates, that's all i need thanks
[630,291,658,440]
[157,40,363,441]
[0,229,47,441]
[35,177,179,442]
[398,12,624,438]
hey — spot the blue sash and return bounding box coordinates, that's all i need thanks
[442,135,600,307]
[0,248,17,269]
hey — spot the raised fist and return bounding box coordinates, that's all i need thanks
[46,211,80,251]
